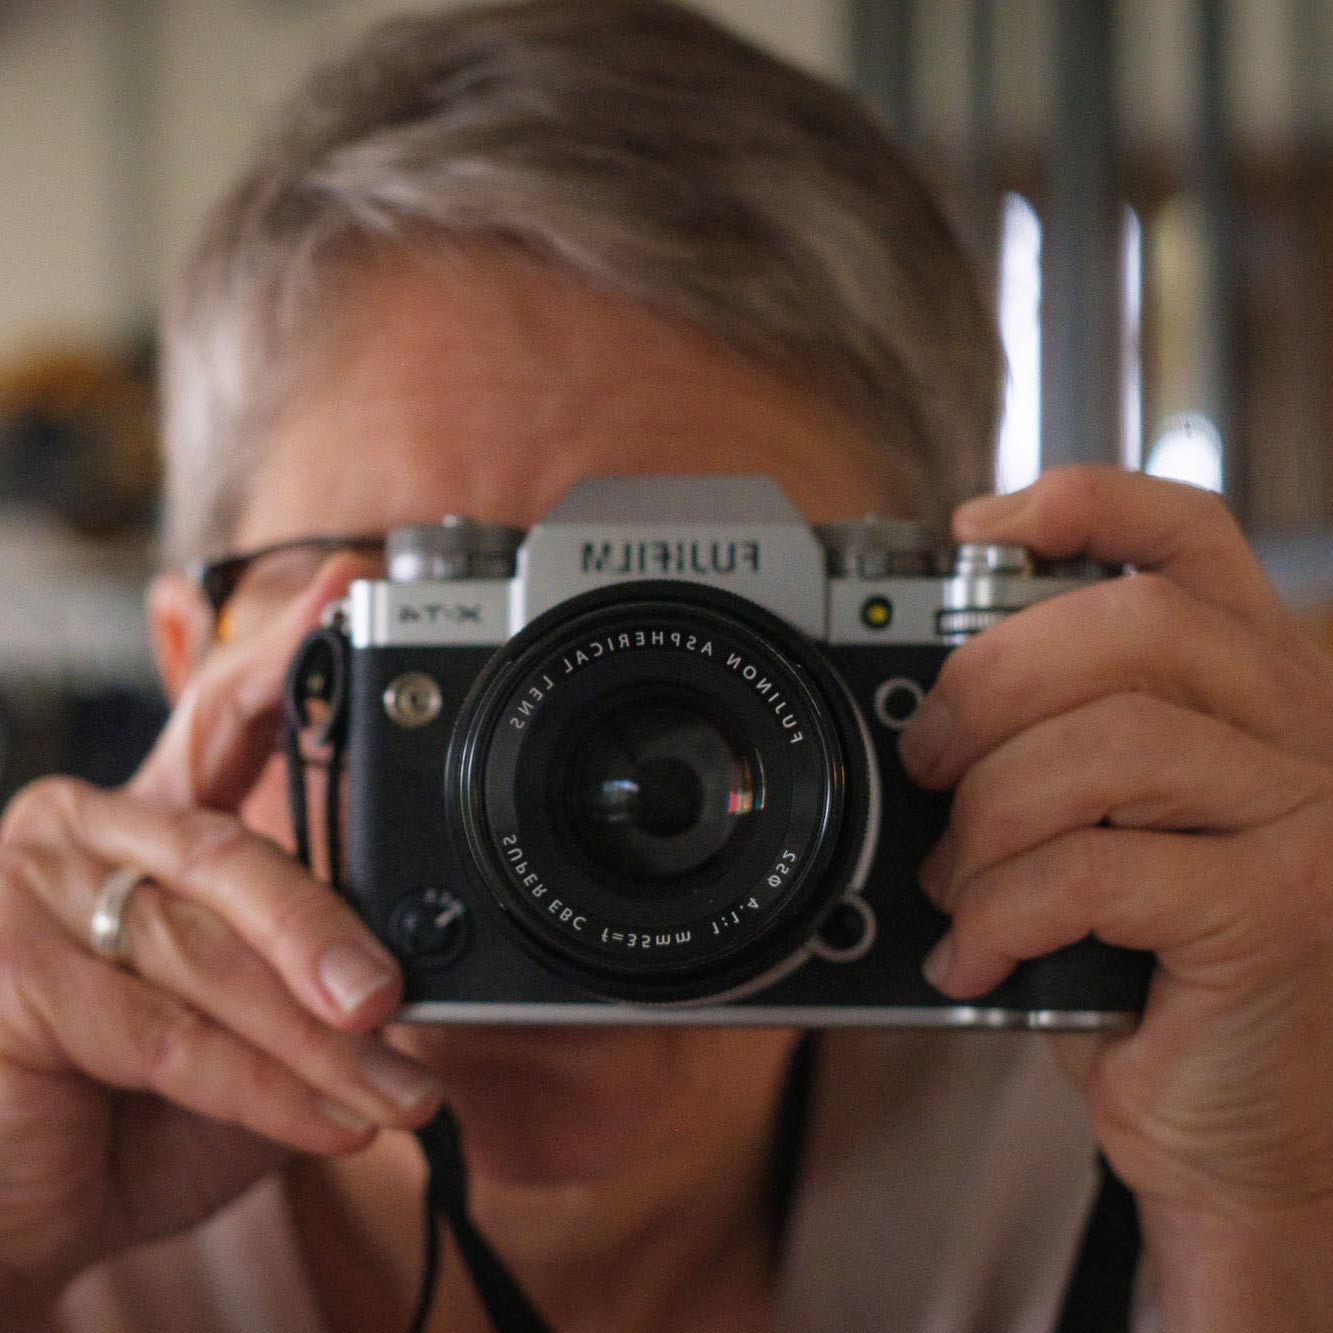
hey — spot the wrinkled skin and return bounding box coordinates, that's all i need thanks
[902,468,1333,1326]
[0,250,1330,1330]
[0,251,894,1331]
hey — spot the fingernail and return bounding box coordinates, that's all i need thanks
[318,1099,374,1134]
[359,1045,448,1113]
[898,696,954,783]
[954,491,1031,539]
[923,934,954,990]
[319,942,397,1014]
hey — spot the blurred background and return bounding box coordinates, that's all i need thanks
[1,0,1331,800]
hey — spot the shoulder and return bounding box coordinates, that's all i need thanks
[778,1031,1099,1332]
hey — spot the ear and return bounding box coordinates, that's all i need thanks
[146,572,214,704]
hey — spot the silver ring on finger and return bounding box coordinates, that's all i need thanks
[90,867,152,968]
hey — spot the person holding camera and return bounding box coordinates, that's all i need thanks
[1,3,1331,1330]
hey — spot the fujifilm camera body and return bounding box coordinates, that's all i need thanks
[313,476,1152,1029]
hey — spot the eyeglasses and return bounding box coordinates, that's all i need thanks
[191,533,386,643]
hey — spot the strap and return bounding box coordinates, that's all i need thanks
[768,1034,818,1254]
[1053,1154,1142,1333]
[282,631,549,1331]
[411,1109,554,1333]
[282,627,351,878]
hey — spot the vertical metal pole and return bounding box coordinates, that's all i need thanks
[1289,0,1328,522]
[850,0,918,145]
[1041,0,1122,468]
[1197,0,1241,514]
[966,0,999,276]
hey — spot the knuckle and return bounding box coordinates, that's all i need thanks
[937,628,997,699]
[947,765,1001,852]
[282,1003,345,1076]
[946,770,983,834]
[0,862,31,926]
[1103,569,1180,628]
[933,633,1003,731]
[1030,463,1118,528]
[949,875,999,944]
[1083,692,1159,763]
[198,1030,287,1122]
[265,881,342,952]
[0,930,64,1061]
[0,924,38,1016]
[138,890,243,987]
[1267,808,1333,950]
[0,846,35,902]
[131,993,210,1090]
[1040,463,1101,511]
[1090,577,1184,684]
[0,776,86,845]
[1063,829,1113,908]
[1179,479,1234,532]
[169,809,255,885]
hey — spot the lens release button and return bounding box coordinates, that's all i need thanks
[873,677,925,730]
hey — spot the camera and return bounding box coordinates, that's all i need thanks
[303,476,1152,1029]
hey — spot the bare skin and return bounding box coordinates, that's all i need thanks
[0,247,903,1332]
[906,471,1333,1329]
[1,246,1330,1332]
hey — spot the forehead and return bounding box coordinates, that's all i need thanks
[233,246,901,548]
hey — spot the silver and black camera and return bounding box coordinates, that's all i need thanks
[299,477,1152,1029]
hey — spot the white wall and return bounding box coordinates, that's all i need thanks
[5,0,1331,363]
[0,0,849,362]
[0,1,122,350]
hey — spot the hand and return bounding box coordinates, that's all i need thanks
[898,466,1333,1327]
[0,558,448,1321]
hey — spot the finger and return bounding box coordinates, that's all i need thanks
[922,821,1314,1000]
[920,694,1328,913]
[13,849,446,1127]
[119,888,448,1126]
[0,906,378,1156]
[131,553,372,814]
[24,781,402,1031]
[899,570,1333,790]
[953,465,1309,650]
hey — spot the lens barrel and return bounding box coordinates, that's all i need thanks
[448,583,873,1003]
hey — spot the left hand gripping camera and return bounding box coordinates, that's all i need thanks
[285,477,1153,1029]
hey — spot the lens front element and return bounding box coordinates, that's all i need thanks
[450,586,872,1003]
[562,694,761,884]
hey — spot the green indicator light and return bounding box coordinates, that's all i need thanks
[861,596,892,630]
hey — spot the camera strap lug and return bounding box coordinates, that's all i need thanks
[282,626,351,889]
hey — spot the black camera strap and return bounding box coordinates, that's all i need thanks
[403,1060,1139,1333]
[283,627,351,894]
[284,630,1139,1333]
[284,629,552,1332]
[410,1110,553,1333]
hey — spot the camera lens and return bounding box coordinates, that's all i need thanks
[561,694,760,883]
[449,585,874,1002]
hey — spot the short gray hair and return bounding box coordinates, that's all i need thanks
[160,0,1002,568]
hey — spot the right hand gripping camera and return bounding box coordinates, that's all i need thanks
[288,476,1153,1028]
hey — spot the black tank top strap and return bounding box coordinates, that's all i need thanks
[1053,1153,1142,1333]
